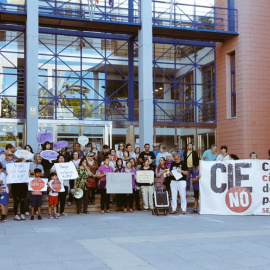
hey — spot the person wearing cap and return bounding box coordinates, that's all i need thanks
[169,143,184,161]
[169,152,188,215]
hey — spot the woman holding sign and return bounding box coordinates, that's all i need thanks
[96,156,114,214]
[41,141,53,178]
[50,154,69,216]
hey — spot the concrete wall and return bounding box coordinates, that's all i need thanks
[216,0,270,158]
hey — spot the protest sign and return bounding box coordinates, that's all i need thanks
[54,162,78,180]
[6,163,30,184]
[136,171,154,184]
[53,141,68,150]
[37,131,54,144]
[106,173,133,194]
[200,160,270,215]
[14,149,34,160]
[49,179,64,192]
[78,136,89,147]
[40,150,59,163]
[28,178,48,192]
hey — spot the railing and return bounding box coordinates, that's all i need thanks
[38,0,140,24]
[152,0,238,33]
[0,0,26,12]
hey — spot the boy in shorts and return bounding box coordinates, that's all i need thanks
[48,172,59,219]
[192,165,200,213]
[0,163,8,222]
[30,168,43,220]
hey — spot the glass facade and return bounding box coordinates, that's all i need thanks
[0,30,25,119]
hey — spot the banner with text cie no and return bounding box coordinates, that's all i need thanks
[200,160,270,215]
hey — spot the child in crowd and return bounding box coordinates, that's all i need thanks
[0,163,8,222]
[48,172,59,219]
[192,165,200,213]
[30,168,43,220]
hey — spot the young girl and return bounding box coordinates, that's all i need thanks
[0,163,8,222]
[122,150,129,167]
[130,158,141,211]
[139,159,154,212]
[48,172,59,219]
[116,143,125,159]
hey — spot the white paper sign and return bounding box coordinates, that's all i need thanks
[172,169,183,180]
[54,162,78,180]
[78,136,89,147]
[6,162,30,184]
[28,178,48,192]
[14,149,34,160]
[106,173,133,194]
[136,170,154,184]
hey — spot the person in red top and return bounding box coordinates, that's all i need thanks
[30,168,43,220]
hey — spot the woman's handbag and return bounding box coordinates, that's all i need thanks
[86,177,97,188]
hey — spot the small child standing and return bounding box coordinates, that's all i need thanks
[48,172,59,219]
[192,165,200,213]
[0,163,8,222]
[30,168,43,220]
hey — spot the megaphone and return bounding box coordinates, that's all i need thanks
[73,188,83,199]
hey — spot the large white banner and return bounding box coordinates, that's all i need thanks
[6,163,30,184]
[200,160,270,215]
[106,173,133,194]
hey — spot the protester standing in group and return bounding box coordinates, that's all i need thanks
[169,152,188,215]
[183,143,199,190]
[96,156,114,213]
[151,143,161,170]
[201,144,218,161]
[41,141,54,178]
[216,145,230,161]
[155,157,168,190]
[192,165,200,214]
[0,163,8,222]
[138,143,156,168]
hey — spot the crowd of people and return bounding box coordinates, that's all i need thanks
[0,141,257,222]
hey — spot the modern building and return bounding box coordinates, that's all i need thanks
[1,0,260,159]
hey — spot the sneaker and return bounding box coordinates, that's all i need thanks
[61,212,68,216]
[54,214,59,219]
[0,214,7,222]
[14,215,21,221]
[182,211,187,215]
[169,211,177,215]
[100,210,105,214]
[67,202,72,206]
[83,211,89,214]
[106,210,111,213]
[20,214,26,220]
[55,213,60,217]
[123,208,127,213]
[48,214,53,219]
[193,208,198,213]
[38,215,42,220]
[30,215,34,220]
[24,211,30,216]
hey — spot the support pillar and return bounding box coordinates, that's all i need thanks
[26,0,39,152]
[138,0,153,148]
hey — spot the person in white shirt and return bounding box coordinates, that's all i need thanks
[216,145,230,161]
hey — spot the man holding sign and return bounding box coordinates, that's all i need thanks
[169,152,188,215]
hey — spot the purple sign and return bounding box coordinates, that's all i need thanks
[53,141,68,150]
[40,150,59,163]
[37,131,54,144]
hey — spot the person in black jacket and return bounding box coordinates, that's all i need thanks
[183,143,199,191]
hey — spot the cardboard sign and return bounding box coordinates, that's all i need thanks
[106,173,133,194]
[49,179,64,192]
[14,149,34,160]
[6,162,30,184]
[28,178,48,192]
[37,131,54,144]
[53,141,68,150]
[40,150,59,163]
[78,136,89,147]
[54,162,78,180]
[136,170,154,184]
